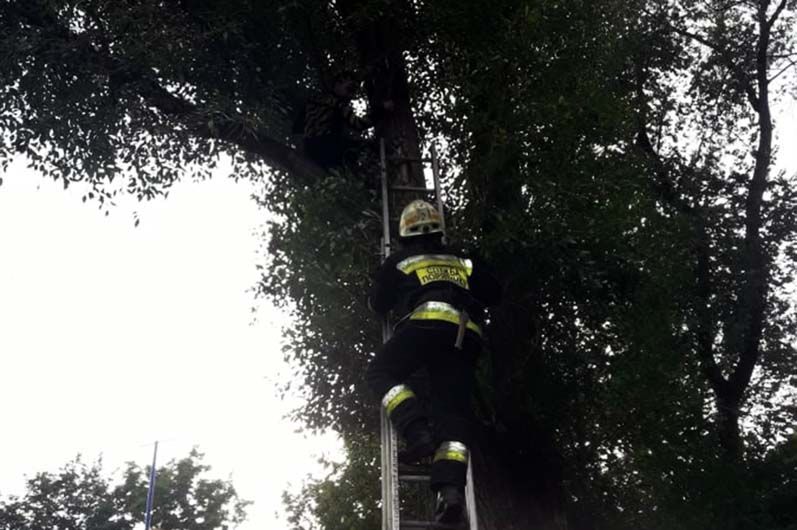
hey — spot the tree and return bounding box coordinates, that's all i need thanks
[281,431,381,530]
[2,1,796,529]
[0,449,249,530]
[0,457,130,530]
[632,0,797,461]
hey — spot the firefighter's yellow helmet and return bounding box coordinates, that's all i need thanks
[399,200,443,238]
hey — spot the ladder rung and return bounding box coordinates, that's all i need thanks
[398,463,431,474]
[390,156,433,163]
[400,521,436,529]
[401,521,462,530]
[399,473,431,482]
[391,185,434,192]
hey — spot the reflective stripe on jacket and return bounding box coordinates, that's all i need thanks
[406,301,482,336]
[369,240,501,326]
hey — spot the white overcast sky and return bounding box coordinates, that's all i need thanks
[0,159,341,529]
[0,96,794,530]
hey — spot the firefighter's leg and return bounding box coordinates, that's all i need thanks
[366,325,435,462]
[427,328,479,524]
[304,134,345,171]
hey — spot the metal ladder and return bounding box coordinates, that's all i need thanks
[377,139,479,530]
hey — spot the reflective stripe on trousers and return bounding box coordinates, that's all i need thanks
[382,384,416,415]
[434,441,469,464]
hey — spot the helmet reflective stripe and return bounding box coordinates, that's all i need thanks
[434,441,469,463]
[399,200,444,238]
[382,384,416,415]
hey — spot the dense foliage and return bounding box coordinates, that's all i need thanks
[1,1,796,529]
[0,449,249,530]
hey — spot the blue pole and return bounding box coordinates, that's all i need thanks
[144,441,158,530]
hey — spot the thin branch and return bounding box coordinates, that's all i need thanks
[632,66,695,216]
[631,55,730,396]
[695,220,730,395]
[674,26,759,110]
[767,0,789,29]
[768,58,797,83]
[670,24,722,52]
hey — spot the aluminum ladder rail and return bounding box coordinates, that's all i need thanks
[378,138,479,530]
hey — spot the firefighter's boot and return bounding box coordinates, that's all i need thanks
[398,418,435,464]
[434,484,466,527]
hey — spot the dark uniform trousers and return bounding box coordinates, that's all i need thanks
[366,319,479,490]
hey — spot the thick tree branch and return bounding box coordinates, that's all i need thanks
[726,0,774,398]
[128,77,326,183]
[695,221,730,394]
[11,1,327,183]
[632,60,733,398]
[127,72,326,181]
[637,111,730,395]
[767,0,788,29]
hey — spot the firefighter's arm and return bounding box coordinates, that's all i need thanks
[368,261,398,315]
[469,255,503,307]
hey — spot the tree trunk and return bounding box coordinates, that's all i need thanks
[716,394,742,460]
[459,52,569,529]
[336,3,569,527]
[476,290,569,530]
[473,415,569,529]
[474,446,547,530]
[338,0,424,187]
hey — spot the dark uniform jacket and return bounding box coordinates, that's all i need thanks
[369,239,501,330]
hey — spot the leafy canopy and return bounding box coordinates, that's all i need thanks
[2,0,797,529]
[0,449,249,530]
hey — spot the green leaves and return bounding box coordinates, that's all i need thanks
[0,450,249,530]
[256,170,382,435]
[282,432,380,530]
[2,0,796,528]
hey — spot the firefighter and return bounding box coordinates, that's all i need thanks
[367,200,502,526]
[297,70,392,174]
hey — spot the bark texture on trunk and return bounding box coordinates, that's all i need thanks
[473,416,569,529]
[338,0,424,186]
[476,285,569,530]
